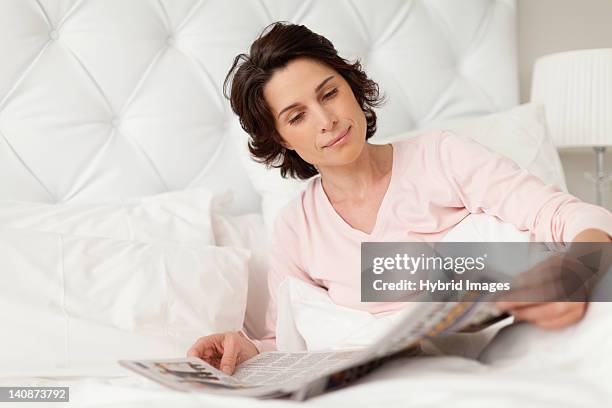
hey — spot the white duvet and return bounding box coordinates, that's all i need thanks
[2,324,610,408]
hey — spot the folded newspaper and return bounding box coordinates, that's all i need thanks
[120,294,508,400]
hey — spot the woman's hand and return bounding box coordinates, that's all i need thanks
[187,331,259,375]
[496,301,587,330]
[496,228,610,329]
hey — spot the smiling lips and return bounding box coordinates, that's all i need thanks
[325,126,351,148]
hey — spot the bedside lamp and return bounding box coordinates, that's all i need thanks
[531,48,612,206]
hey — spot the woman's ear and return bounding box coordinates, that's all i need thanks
[277,136,294,151]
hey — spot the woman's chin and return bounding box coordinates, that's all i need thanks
[323,142,367,166]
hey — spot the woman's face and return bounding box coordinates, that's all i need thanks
[263,57,368,169]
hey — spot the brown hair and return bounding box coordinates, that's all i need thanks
[223,22,385,180]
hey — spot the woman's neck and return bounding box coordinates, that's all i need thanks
[318,142,393,203]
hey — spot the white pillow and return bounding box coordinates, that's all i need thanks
[443,212,533,242]
[238,103,566,230]
[0,188,217,245]
[276,277,405,352]
[0,227,250,375]
[210,212,270,339]
[390,102,567,191]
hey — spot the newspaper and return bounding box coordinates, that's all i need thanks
[120,294,508,400]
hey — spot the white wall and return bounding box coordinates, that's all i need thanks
[518,0,612,208]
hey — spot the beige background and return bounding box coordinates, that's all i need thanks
[518,0,612,208]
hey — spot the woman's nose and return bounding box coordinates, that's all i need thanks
[318,108,338,133]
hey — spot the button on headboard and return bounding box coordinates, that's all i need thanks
[0,0,518,214]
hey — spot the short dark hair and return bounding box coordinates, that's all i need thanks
[223,22,386,180]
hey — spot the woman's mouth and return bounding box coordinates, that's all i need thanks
[325,126,351,148]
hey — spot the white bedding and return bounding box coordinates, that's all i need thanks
[2,348,609,408]
[3,214,609,407]
[0,227,250,376]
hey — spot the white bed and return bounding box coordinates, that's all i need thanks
[0,0,610,406]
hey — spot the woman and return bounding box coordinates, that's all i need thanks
[188,22,612,374]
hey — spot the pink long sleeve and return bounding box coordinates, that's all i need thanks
[436,130,612,243]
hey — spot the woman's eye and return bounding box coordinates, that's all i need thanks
[324,88,338,99]
[289,113,304,125]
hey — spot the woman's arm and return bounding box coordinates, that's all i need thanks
[436,131,612,329]
[496,228,610,329]
[572,228,612,243]
[436,131,612,244]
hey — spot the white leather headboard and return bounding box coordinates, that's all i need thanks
[0,0,518,214]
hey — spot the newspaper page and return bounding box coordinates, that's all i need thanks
[120,295,505,399]
[291,297,505,400]
[119,351,367,398]
[118,358,290,398]
[232,350,366,386]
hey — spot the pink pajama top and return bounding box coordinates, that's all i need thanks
[251,130,612,352]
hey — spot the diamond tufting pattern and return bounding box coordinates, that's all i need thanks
[0,0,518,213]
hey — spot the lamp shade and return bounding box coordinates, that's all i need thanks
[530,48,612,148]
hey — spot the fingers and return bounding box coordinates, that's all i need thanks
[510,302,572,321]
[187,336,212,358]
[497,301,587,330]
[219,334,239,375]
[496,301,546,311]
[536,306,586,330]
[186,333,224,362]
[501,254,594,303]
[186,332,247,375]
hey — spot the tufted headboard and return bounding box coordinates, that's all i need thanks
[0,0,519,214]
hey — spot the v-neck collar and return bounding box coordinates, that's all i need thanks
[317,143,397,239]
